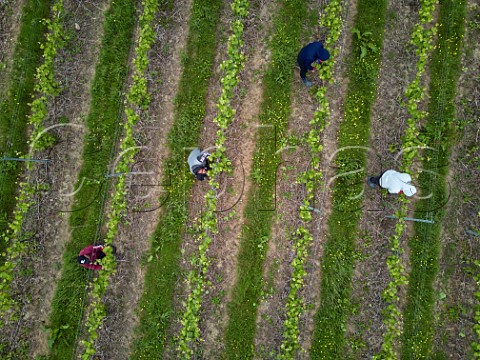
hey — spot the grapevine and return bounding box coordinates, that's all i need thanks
[278,1,342,358]
[176,0,249,357]
[373,1,438,358]
[79,0,160,357]
[0,0,66,324]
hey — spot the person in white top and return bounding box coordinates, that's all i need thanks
[368,170,417,197]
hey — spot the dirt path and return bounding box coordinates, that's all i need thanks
[297,0,358,357]
[244,0,359,357]
[252,70,316,359]
[157,1,230,357]
[1,1,112,357]
[93,0,194,358]
[431,2,480,356]
[0,0,25,97]
[155,0,265,356]
[181,0,278,355]
[345,0,422,356]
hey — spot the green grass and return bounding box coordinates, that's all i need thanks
[401,0,467,358]
[222,0,307,358]
[130,0,222,357]
[0,0,52,252]
[309,0,387,358]
[47,1,136,358]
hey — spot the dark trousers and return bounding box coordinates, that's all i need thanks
[300,67,308,79]
[97,244,116,259]
[205,159,212,171]
[370,170,386,186]
[370,175,381,186]
[297,55,309,79]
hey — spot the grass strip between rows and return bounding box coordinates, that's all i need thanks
[309,0,387,358]
[130,0,223,357]
[47,1,137,358]
[401,0,467,358]
[223,0,307,357]
[0,0,53,252]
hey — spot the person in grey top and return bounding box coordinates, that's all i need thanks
[188,148,211,181]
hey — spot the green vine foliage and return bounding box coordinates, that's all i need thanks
[278,1,342,359]
[373,1,438,359]
[0,0,66,326]
[79,0,160,358]
[402,0,438,167]
[176,0,249,357]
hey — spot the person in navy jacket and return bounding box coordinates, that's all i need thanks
[297,41,330,87]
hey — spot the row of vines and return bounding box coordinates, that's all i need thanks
[0,0,52,246]
[176,0,249,357]
[0,0,476,358]
[47,1,137,358]
[373,0,438,358]
[130,0,223,356]
[79,0,160,358]
[223,0,307,355]
[278,1,343,358]
[310,0,388,357]
[401,0,467,357]
[0,0,65,324]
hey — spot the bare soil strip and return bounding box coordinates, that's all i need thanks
[251,0,358,357]
[431,2,480,356]
[93,1,194,359]
[0,0,25,96]
[253,70,316,359]
[345,0,421,356]
[6,0,111,357]
[198,0,275,357]
[159,7,229,360]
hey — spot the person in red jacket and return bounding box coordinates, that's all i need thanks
[77,244,107,270]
